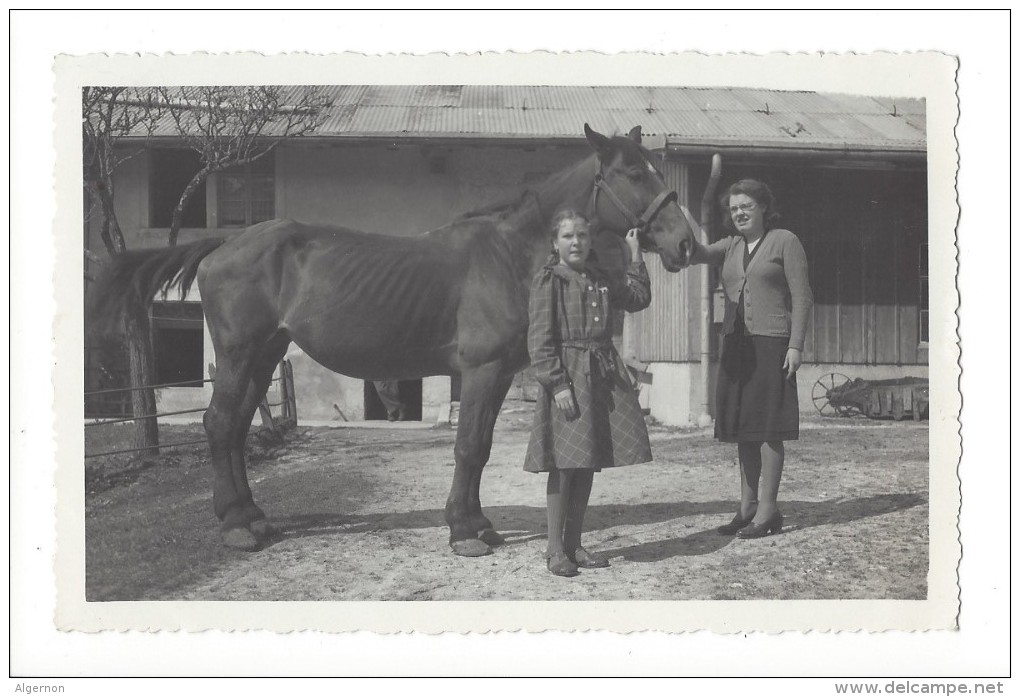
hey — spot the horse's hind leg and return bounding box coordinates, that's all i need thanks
[229,333,291,541]
[468,372,514,548]
[446,360,512,557]
[204,344,262,550]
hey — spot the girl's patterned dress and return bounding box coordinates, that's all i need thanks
[524,258,653,473]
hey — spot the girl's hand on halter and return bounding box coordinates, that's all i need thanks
[553,388,578,419]
[625,228,641,262]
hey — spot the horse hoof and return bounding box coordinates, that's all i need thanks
[249,518,278,540]
[450,538,492,557]
[221,526,259,551]
[477,528,504,547]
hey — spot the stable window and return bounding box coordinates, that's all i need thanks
[149,149,208,228]
[151,302,205,387]
[918,243,928,345]
[217,153,275,227]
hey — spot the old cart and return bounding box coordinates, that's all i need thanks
[811,373,929,421]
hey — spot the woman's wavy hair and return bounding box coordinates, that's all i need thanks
[719,179,781,232]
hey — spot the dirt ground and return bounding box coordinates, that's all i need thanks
[84,401,928,601]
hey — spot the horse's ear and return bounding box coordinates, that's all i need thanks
[584,123,613,161]
[627,125,643,144]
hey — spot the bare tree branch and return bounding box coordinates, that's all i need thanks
[154,86,333,246]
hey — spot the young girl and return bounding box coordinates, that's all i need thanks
[524,209,653,577]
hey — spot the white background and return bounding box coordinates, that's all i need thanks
[8,8,1013,687]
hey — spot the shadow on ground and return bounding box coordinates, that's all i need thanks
[267,492,926,562]
[599,493,926,562]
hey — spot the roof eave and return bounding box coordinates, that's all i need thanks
[664,139,927,164]
[124,133,587,148]
[122,132,928,163]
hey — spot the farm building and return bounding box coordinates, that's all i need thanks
[84,85,928,426]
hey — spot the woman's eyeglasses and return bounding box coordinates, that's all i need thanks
[728,202,758,215]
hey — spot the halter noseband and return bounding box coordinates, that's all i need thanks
[590,168,679,249]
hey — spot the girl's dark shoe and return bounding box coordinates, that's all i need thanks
[736,511,783,539]
[717,511,756,535]
[570,547,610,569]
[547,552,580,577]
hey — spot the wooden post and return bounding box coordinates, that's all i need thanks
[258,399,275,431]
[278,360,290,423]
[891,389,905,421]
[285,360,297,425]
[126,302,159,456]
[698,154,722,427]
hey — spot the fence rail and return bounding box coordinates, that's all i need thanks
[84,360,296,459]
[85,377,216,396]
[87,438,212,459]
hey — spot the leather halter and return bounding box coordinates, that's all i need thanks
[590,167,679,250]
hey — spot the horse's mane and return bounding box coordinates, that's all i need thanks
[454,138,655,225]
[430,136,654,266]
[455,189,542,222]
[451,136,653,227]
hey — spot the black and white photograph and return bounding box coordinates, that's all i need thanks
[77,80,941,609]
[11,9,1010,683]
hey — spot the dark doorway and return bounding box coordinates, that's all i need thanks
[363,380,423,421]
[151,301,205,386]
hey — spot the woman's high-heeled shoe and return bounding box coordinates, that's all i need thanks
[717,510,756,535]
[736,511,783,539]
[547,552,580,577]
[570,547,610,569]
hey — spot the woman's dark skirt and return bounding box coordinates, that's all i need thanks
[715,321,800,443]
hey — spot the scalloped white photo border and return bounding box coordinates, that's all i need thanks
[49,50,960,635]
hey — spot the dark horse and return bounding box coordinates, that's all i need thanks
[94,125,697,556]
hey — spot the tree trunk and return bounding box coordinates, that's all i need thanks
[167,168,210,248]
[124,298,159,457]
[92,176,160,454]
[94,181,126,254]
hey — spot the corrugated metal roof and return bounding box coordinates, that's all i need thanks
[133,85,926,154]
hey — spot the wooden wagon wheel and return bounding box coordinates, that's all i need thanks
[812,372,854,417]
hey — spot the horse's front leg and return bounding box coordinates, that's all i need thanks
[446,361,511,557]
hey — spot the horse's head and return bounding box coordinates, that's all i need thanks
[584,124,696,272]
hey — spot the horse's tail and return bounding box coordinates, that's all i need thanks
[88,238,226,333]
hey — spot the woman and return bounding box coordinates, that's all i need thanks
[689,179,813,539]
[525,209,652,577]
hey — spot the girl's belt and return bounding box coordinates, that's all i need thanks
[560,340,617,379]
